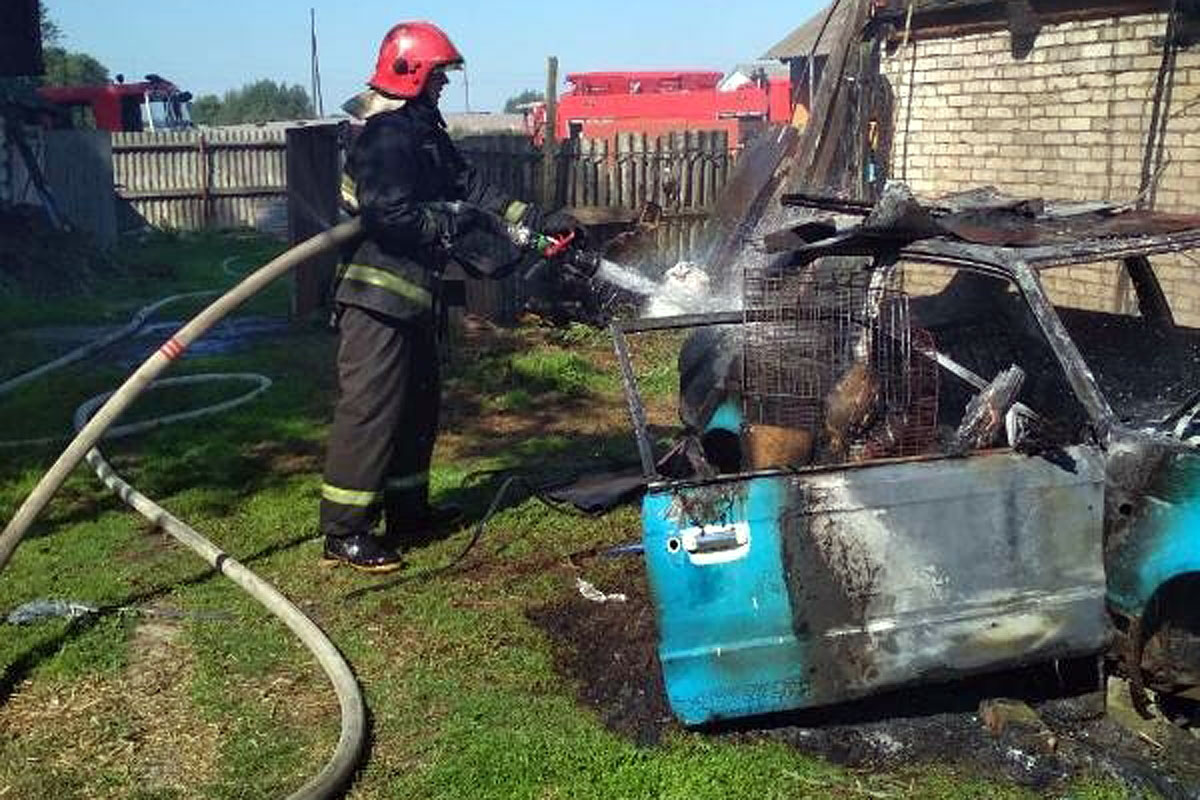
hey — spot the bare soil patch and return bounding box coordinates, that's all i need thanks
[527,559,674,746]
[529,560,1200,795]
[0,617,220,798]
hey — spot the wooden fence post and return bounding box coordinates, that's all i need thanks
[42,130,117,248]
[286,123,342,320]
[541,56,558,208]
[198,134,211,228]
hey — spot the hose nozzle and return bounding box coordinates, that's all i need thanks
[511,223,601,282]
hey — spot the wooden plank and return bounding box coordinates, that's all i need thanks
[198,134,211,227]
[686,130,699,209]
[716,129,730,197]
[286,124,341,319]
[118,186,284,199]
[600,138,611,208]
[588,138,598,207]
[541,56,559,207]
[658,133,669,210]
[43,130,117,247]
[570,136,583,208]
[570,138,581,208]
[704,131,718,209]
[663,131,678,212]
[619,133,633,209]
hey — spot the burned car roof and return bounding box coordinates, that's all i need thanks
[772,184,1200,273]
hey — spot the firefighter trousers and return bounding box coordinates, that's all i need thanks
[319,304,440,539]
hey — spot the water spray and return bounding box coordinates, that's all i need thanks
[511,223,685,307]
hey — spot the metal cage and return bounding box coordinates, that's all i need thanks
[741,261,938,464]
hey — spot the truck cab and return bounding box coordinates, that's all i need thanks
[38,74,193,132]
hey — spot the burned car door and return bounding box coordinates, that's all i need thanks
[644,449,1107,724]
[643,259,1111,725]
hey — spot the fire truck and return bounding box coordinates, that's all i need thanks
[37,74,194,132]
[526,69,792,149]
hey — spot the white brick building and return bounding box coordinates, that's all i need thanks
[884,12,1199,211]
[770,2,1200,322]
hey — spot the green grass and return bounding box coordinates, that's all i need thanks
[0,230,1139,799]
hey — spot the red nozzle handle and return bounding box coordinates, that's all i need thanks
[542,230,575,258]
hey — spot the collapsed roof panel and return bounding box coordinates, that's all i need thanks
[770,183,1200,268]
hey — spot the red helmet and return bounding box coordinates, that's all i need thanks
[369,22,464,99]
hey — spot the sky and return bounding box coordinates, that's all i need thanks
[44,0,821,115]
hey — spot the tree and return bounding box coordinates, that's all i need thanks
[41,48,108,86]
[1,3,107,104]
[504,89,544,113]
[191,80,313,126]
[36,2,108,87]
[40,2,62,48]
[190,94,222,125]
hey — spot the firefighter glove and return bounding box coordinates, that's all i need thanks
[542,209,589,248]
[430,202,524,279]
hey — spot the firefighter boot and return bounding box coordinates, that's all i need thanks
[322,532,403,573]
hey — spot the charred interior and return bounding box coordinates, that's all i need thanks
[657,190,1200,480]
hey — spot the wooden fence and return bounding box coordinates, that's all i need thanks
[453,130,732,321]
[104,126,736,320]
[112,127,289,233]
[461,129,732,264]
[110,127,732,246]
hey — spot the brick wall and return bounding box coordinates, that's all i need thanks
[883,13,1200,323]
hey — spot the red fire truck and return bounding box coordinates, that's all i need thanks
[526,69,792,149]
[37,74,194,132]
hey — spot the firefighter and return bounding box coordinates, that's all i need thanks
[321,21,578,572]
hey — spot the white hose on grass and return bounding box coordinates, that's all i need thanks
[0,373,272,450]
[0,291,218,397]
[0,218,367,800]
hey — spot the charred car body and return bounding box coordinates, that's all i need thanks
[616,189,1200,725]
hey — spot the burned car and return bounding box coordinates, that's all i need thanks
[614,191,1200,725]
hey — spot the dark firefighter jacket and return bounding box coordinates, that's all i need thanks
[337,97,529,321]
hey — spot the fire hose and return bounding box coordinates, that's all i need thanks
[0,218,366,800]
[0,210,612,798]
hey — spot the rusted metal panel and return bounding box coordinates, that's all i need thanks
[782,448,1108,698]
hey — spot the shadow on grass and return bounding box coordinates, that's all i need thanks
[708,658,1105,738]
[336,330,676,603]
[0,614,106,705]
[4,426,326,543]
[340,433,651,604]
[0,529,316,704]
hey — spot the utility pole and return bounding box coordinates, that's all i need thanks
[463,65,471,113]
[310,8,324,117]
[541,56,558,208]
